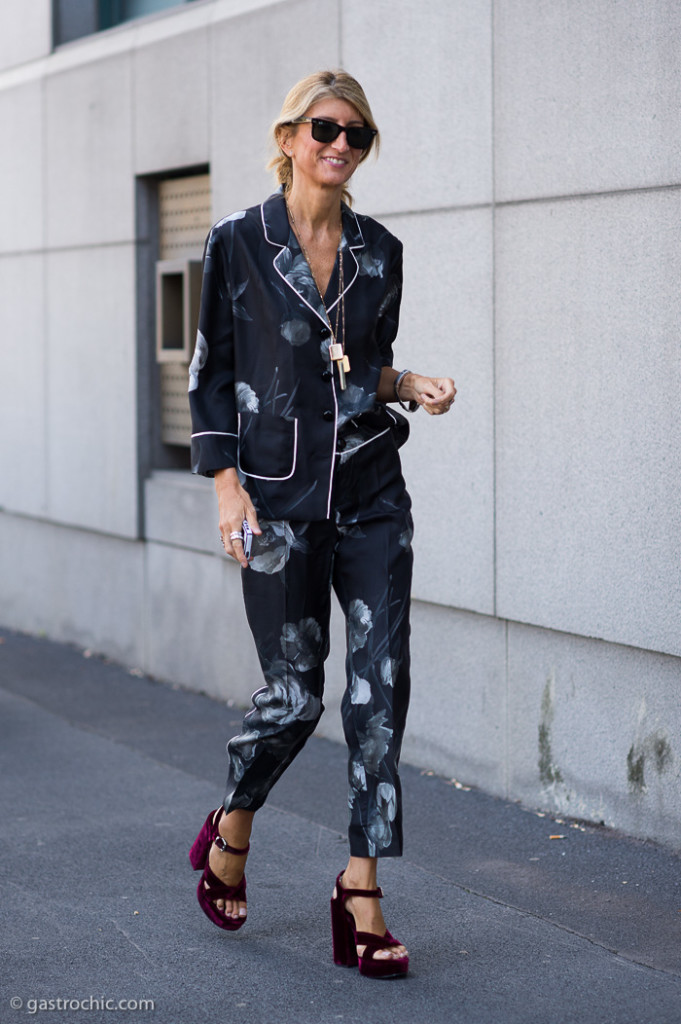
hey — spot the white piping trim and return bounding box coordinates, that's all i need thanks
[261,201,329,328]
[260,198,277,244]
[325,381,339,518]
[273,249,330,329]
[345,207,366,250]
[237,416,299,482]
[326,211,364,315]
[338,427,390,456]
[262,197,365,326]
[324,245,359,316]
[191,431,237,438]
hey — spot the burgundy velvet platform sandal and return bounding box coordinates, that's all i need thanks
[330,871,409,979]
[189,808,250,932]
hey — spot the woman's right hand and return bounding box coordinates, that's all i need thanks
[214,468,261,569]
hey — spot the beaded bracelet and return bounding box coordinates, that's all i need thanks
[394,369,419,412]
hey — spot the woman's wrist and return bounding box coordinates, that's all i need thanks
[214,466,241,494]
[394,370,419,412]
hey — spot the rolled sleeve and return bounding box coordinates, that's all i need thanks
[188,228,238,476]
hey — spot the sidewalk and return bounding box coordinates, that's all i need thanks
[1,628,680,1024]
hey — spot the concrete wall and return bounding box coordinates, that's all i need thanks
[1,0,679,849]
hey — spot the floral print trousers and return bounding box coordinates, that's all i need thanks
[223,434,414,858]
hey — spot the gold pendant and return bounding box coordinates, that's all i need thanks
[329,343,348,390]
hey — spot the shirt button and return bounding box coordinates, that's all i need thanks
[322,410,334,422]
[321,369,332,382]
[336,437,346,452]
[320,326,331,338]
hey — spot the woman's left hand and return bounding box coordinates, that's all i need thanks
[406,374,457,415]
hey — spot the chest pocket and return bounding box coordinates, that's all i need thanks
[237,412,298,481]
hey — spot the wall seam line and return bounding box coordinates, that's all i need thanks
[336,180,681,226]
[41,69,50,519]
[492,0,507,796]
[0,240,139,259]
[496,181,681,208]
[505,619,510,800]
[491,0,498,621]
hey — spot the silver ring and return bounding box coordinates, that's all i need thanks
[230,530,244,542]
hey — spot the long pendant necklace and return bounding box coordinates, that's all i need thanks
[286,200,350,390]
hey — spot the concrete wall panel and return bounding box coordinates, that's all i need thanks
[46,245,138,538]
[494,0,681,201]
[344,0,493,215]
[45,56,134,247]
[496,190,681,656]
[144,471,216,552]
[209,0,340,218]
[144,541,261,704]
[133,29,210,175]
[386,208,494,614]
[0,81,44,253]
[0,513,145,665]
[0,254,48,516]
[403,603,507,790]
[506,621,681,848]
[0,0,51,72]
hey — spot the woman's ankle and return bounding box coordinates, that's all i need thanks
[342,855,378,891]
[219,808,254,848]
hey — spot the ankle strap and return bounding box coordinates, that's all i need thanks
[337,874,383,900]
[214,835,250,856]
[341,885,383,899]
[336,871,384,900]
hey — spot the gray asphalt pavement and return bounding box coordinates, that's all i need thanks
[1,628,680,1024]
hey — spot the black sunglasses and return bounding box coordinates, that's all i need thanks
[289,117,377,151]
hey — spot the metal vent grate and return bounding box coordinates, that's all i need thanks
[157,173,211,445]
[160,362,197,447]
[159,174,211,260]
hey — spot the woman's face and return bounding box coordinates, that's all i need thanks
[284,97,366,194]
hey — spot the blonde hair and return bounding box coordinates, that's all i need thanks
[268,69,380,207]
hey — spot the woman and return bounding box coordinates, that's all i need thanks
[187,70,456,979]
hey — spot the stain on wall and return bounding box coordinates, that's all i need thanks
[538,675,563,786]
[627,746,646,793]
[627,731,673,795]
